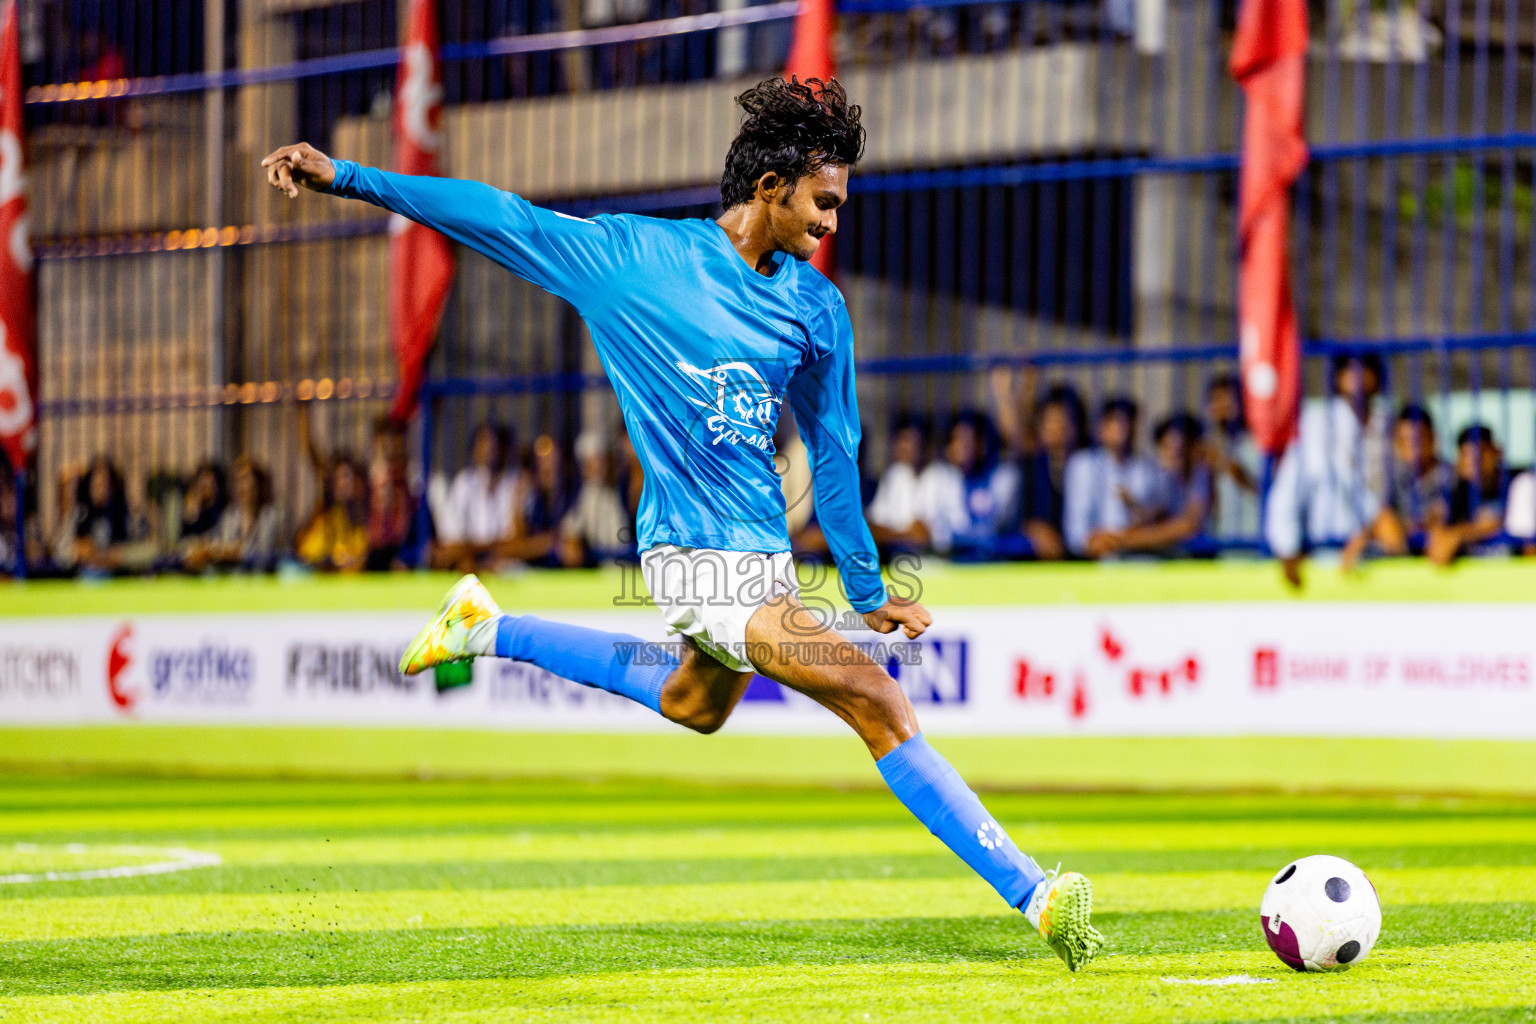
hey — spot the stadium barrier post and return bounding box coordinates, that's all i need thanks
[413,388,436,567]
[12,465,25,579]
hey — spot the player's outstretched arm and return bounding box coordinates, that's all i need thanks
[260,142,618,304]
[261,142,336,196]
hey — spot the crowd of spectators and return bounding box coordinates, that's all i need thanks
[0,407,643,580]
[864,375,1264,563]
[863,358,1536,574]
[4,356,1536,580]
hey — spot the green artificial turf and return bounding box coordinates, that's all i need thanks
[6,727,1535,797]
[0,775,1532,1022]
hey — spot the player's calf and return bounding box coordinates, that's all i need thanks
[657,643,755,734]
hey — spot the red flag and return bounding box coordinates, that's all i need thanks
[784,0,836,277]
[1230,0,1308,455]
[0,0,34,468]
[388,0,455,423]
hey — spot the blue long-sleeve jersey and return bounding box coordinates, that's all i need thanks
[327,160,887,612]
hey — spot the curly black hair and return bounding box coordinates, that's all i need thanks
[720,77,866,209]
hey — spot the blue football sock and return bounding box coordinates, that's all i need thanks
[492,615,674,715]
[877,732,1046,909]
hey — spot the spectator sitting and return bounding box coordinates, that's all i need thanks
[615,433,645,528]
[177,461,227,554]
[186,456,283,573]
[559,432,634,566]
[431,422,519,573]
[68,457,133,575]
[0,454,42,577]
[1264,353,1406,585]
[367,416,417,571]
[1203,374,1262,546]
[1083,412,1213,558]
[296,457,369,572]
[506,434,576,566]
[1386,404,1451,551]
[867,412,931,553]
[1017,383,1088,561]
[918,411,1022,559]
[47,464,81,572]
[1063,396,1163,559]
[1427,424,1508,566]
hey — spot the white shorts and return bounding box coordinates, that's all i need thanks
[640,545,799,672]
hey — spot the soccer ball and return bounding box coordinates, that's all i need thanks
[1259,854,1381,972]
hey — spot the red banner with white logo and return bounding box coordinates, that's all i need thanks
[0,0,35,468]
[783,0,836,277]
[1230,0,1308,456]
[388,0,455,423]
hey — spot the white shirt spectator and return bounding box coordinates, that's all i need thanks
[561,483,631,558]
[212,503,284,568]
[867,462,928,533]
[1062,448,1165,556]
[1264,398,1384,559]
[1210,429,1263,542]
[918,460,1020,555]
[1503,471,1536,541]
[562,432,632,560]
[434,466,519,546]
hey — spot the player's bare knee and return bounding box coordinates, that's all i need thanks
[683,706,732,735]
[662,685,732,734]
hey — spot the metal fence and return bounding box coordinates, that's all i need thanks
[21,0,1536,566]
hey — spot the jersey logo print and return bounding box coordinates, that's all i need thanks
[676,360,782,450]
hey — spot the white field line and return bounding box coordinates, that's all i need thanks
[0,844,222,884]
[1159,975,1277,986]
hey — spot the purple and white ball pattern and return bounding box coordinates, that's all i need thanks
[1259,854,1382,972]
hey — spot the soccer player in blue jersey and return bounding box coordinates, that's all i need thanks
[263,77,1103,969]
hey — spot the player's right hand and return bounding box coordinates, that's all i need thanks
[864,598,932,639]
[261,142,336,197]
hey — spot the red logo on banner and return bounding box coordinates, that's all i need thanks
[1254,647,1279,690]
[0,0,35,468]
[1128,657,1200,698]
[1013,659,1056,699]
[1100,628,1124,663]
[1069,674,1090,720]
[107,624,137,712]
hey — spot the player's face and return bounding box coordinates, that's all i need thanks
[772,162,848,261]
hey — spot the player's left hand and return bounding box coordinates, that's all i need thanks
[864,599,932,639]
[260,142,336,197]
